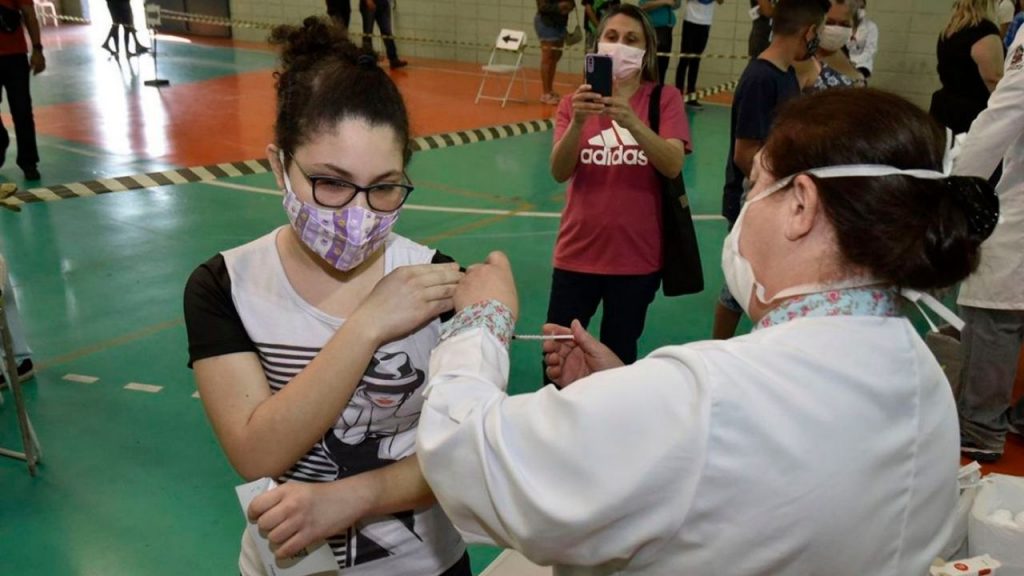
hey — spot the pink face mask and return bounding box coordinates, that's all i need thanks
[281,160,398,271]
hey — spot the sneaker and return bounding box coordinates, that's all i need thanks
[686,100,704,109]
[389,59,408,69]
[101,43,118,57]
[961,438,1003,463]
[0,358,35,389]
[22,166,40,181]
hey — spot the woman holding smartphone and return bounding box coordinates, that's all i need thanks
[547,4,692,372]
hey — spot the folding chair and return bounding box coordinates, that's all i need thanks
[0,259,40,476]
[475,29,528,108]
[35,0,59,27]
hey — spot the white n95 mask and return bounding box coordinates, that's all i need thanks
[819,25,853,52]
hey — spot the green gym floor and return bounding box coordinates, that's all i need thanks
[1,18,1021,576]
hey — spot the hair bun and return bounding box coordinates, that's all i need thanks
[945,176,999,242]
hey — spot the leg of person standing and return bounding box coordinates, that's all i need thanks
[655,26,673,85]
[682,21,710,103]
[326,0,351,29]
[544,269,604,384]
[535,14,566,104]
[0,55,39,181]
[957,305,1024,462]
[674,21,693,96]
[373,0,405,68]
[597,273,661,365]
[359,0,375,53]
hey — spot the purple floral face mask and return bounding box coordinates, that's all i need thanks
[281,160,399,271]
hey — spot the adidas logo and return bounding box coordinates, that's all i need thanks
[580,121,649,166]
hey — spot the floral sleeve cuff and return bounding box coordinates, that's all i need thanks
[440,300,515,347]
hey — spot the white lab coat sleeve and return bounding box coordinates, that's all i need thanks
[954,27,1024,178]
[862,22,879,71]
[417,329,710,567]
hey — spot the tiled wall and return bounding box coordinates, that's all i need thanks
[228,0,956,108]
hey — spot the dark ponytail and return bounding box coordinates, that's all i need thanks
[762,89,997,292]
[269,16,410,163]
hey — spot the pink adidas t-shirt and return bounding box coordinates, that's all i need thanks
[553,82,691,275]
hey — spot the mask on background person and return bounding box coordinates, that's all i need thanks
[819,25,853,52]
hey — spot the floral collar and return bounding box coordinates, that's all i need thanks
[755,287,900,331]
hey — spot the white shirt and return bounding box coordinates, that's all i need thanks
[417,315,958,575]
[847,18,879,73]
[213,230,465,575]
[684,0,716,26]
[954,26,1024,310]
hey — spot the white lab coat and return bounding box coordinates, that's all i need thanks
[417,315,959,575]
[954,26,1024,310]
[847,18,879,74]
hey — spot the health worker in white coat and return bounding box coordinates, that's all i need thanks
[953,24,1024,464]
[415,88,1000,575]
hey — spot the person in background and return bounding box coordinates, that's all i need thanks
[546,4,691,368]
[582,0,620,48]
[536,0,575,104]
[846,0,878,79]
[359,0,407,69]
[676,0,724,107]
[0,0,44,181]
[714,0,826,340]
[326,0,351,29]
[930,0,1003,136]
[953,23,1024,464]
[748,0,776,57]
[640,0,680,84]
[183,17,467,575]
[795,0,864,91]
[1003,0,1024,47]
[998,0,1016,36]
[100,0,149,58]
[416,88,996,575]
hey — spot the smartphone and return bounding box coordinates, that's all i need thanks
[585,54,613,98]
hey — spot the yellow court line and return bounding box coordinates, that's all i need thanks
[36,318,185,371]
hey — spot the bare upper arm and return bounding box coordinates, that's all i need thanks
[193,352,273,464]
[972,34,1005,91]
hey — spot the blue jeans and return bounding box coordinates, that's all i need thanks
[360,0,399,62]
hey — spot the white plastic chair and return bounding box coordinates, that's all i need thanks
[475,29,528,108]
[0,256,41,477]
[35,0,59,27]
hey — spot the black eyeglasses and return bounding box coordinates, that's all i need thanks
[288,155,414,212]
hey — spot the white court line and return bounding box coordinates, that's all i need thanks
[62,374,99,384]
[124,382,163,393]
[46,143,109,159]
[203,181,725,221]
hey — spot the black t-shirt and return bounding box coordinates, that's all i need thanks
[722,58,800,223]
[933,20,1002,133]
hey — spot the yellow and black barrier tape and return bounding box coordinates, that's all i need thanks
[55,9,753,60]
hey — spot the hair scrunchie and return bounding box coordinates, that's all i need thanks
[946,176,1000,242]
[357,53,377,69]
